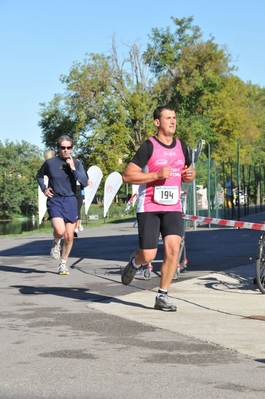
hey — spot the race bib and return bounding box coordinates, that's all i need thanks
[154,186,179,205]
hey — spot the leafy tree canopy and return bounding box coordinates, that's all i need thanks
[38,16,264,196]
[0,141,43,218]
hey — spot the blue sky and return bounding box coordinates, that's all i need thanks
[1,0,264,150]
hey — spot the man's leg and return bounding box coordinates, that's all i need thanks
[121,248,157,285]
[153,234,181,311]
[160,235,182,290]
[154,210,183,312]
[134,248,157,266]
[50,217,65,260]
[121,212,159,285]
[61,222,76,261]
[56,222,75,276]
[51,217,66,242]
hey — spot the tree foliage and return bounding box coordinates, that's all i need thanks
[0,141,42,218]
[144,17,236,148]
[1,16,265,218]
[36,15,265,202]
[39,38,157,175]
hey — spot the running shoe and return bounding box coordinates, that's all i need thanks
[50,241,61,260]
[154,294,177,311]
[136,266,144,276]
[79,223,84,232]
[58,262,69,275]
[121,252,138,285]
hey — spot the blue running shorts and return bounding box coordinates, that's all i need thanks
[47,196,78,223]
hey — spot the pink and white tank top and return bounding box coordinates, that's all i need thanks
[137,137,185,213]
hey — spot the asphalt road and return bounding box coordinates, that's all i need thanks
[0,209,265,399]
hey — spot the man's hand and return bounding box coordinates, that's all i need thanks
[65,156,76,171]
[44,187,54,198]
[182,165,196,183]
[157,166,171,180]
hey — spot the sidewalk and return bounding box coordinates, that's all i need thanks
[87,263,265,359]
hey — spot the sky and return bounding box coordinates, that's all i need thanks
[1,0,265,150]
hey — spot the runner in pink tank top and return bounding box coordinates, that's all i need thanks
[121,105,196,311]
[137,136,185,213]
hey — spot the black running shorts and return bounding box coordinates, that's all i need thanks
[136,211,184,249]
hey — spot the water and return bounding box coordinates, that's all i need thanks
[0,218,51,236]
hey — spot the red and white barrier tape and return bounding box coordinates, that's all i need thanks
[182,214,265,231]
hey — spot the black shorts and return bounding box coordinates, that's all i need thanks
[136,212,184,249]
[76,186,84,218]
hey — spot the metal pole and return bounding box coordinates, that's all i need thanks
[207,144,211,228]
[214,161,218,218]
[237,138,240,220]
[191,149,197,230]
[230,160,233,218]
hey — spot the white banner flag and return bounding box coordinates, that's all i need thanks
[84,165,103,215]
[125,184,139,212]
[132,184,139,202]
[38,176,48,225]
[103,172,123,218]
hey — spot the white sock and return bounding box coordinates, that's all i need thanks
[132,257,141,268]
[157,289,168,297]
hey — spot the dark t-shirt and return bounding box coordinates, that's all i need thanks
[36,156,88,197]
[130,136,191,168]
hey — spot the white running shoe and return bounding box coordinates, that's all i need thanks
[79,223,84,232]
[154,294,177,311]
[58,262,69,275]
[50,241,61,260]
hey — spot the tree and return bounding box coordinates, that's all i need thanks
[206,76,259,162]
[37,16,265,204]
[0,141,42,218]
[144,16,236,149]
[39,38,157,176]
[38,95,79,151]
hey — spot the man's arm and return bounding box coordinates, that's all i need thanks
[71,159,89,187]
[36,163,47,192]
[122,162,171,185]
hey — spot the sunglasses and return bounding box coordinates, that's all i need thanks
[60,146,72,150]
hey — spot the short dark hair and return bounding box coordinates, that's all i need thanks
[56,135,73,149]
[153,105,175,120]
